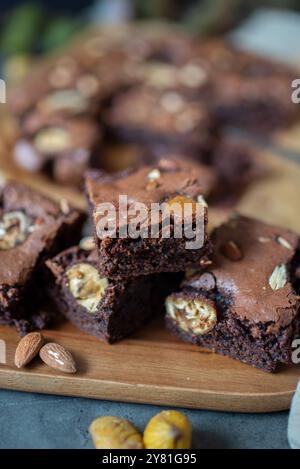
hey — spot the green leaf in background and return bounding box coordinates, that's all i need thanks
[0,3,45,56]
[133,0,172,19]
[40,16,87,53]
[183,0,240,35]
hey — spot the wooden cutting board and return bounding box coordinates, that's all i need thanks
[0,115,300,412]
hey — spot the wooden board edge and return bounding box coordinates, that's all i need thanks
[0,370,294,413]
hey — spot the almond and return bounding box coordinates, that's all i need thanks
[221,240,243,261]
[39,342,76,373]
[14,332,44,368]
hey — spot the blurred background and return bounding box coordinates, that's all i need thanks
[1,0,300,86]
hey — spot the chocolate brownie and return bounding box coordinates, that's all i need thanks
[13,116,102,187]
[0,181,84,334]
[209,134,262,200]
[140,133,260,202]
[46,244,180,343]
[166,215,300,372]
[104,86,215,157]
[191,39,298,131]
[85,159,212,279]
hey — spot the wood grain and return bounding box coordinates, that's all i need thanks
[0,318,300,413]
[1,115,300,412]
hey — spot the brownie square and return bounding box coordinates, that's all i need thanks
[104,86,215,156]
[192,39,298,132]
[46,244,179,343]
[166,215,300,372]
[209,133,262,200]
[0,181,84,334]
[13,115,102,188]
[85,158,212,279]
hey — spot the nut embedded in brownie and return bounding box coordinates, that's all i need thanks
[85,158,212,279]
[0,181,84,334]
[165,215,300,372]
[46,244,180,343]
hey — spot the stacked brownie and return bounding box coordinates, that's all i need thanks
[9,25,297,189]
[46,156,212,342]
[0,180,84,334]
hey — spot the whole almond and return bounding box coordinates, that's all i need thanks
[15,332,44,368]
[39,343,76,373]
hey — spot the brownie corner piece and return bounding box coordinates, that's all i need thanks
[165,215,300,372]
[46,243,178,342]
[0,181,84,333]
[85,159,212,278]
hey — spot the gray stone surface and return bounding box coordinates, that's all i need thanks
[0,389,289,449]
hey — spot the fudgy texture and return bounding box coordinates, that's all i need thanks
[85,160,212,279]
[0,181,84,334]
[166,215,300,372]
[46,245,180,342]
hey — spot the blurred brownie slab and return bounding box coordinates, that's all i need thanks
[192,39,298,132]
[209,133,262,200]
[13,116,101,187]
[141,134,260,202]
[46,245,179,343]
[166,215,300,372]
[0,181,84,334]
[104,86,215,156]
[85,159,212,279]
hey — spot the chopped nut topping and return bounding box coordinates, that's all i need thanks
[166,295,217,335]
[166,195,197,216]
[179,64,207,88]
[276,236,293,250]
[38,90,89,115]
[258,236,271,243]
[143,63,177,88]
[79,236,95,251]
[147,168,161,181]
[0,211,33,250]
[197,194,208,208]
[66,263,109,313]
[160,92,184,113]
[221,241,243,261]
[269,264,288,291]
[34,128,71,154]
[76,74,99,97]
[174,108,202,133]
[49,66,73,89]
[60,198,70,215]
